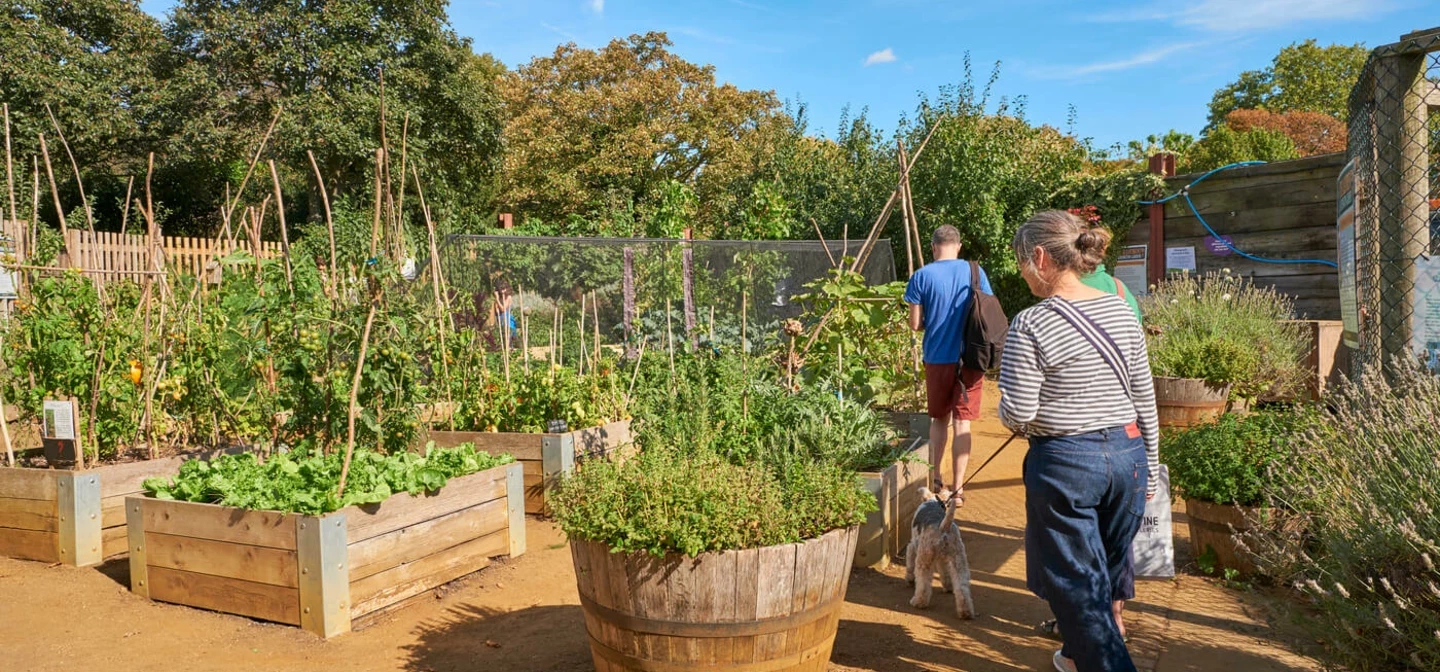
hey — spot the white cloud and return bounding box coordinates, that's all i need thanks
[1030,42,1204,79]
[1090,0,1380,32]
[864,48,897,67]
[589,0,604,13]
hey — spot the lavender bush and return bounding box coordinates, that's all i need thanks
[1245,364,1440,671]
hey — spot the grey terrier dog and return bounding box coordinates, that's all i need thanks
[905,487,976,619]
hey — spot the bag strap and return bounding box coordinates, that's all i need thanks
[968,260,980,293]
[1045,297,1133,399]
[1115,278,1127,301]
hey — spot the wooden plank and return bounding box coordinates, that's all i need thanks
[1163,175,1337,219]
[423,430,544,461]
[342,466,507,544]
[1165,226,1336,258]
[586,541,623,664]
[1165,154,1345,193]
[1152,202,1338,240]
[0,468,58,501]
[101,524,127,559]
[0,527,58,562]
[755,542,796,663]
[603,542,639,660]
[101,495,127,529]
[348,528,504,618]
[148,566,301,625]
[141,499,298,550]
[627,551,669,664]
[0,496,57,531]
[145,531,300,587]
[347,496,507,581]
[96,453,195,497]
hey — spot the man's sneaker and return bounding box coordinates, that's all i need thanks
[1052,650,1077,672]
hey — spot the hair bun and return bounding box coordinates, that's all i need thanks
[1075,227,1111,254]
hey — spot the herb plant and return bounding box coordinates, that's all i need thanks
[1160,407,1313,507]
[142,443,514,514]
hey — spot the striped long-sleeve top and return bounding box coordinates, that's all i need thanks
[997,294,1161,496]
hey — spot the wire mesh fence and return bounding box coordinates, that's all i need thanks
[1345,28,1440,375]
[424,235,896,360]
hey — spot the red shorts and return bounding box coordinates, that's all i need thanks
[925,364,985,421]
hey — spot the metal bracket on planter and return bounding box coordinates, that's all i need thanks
[56,473,102,567]
[297,514,351,638]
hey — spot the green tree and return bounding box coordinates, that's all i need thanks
[1182,125,1298,173]
[498,32,783,228]
[0,0,166,227]
[156,0,505,235]
[1206,40,1369,127]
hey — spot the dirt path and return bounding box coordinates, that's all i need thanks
[0,388,1322,671]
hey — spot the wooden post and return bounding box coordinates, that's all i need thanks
[498,213,513,229]
[1375,52,1431,361]
[1146,153,1175,288]
[681,228,697,346]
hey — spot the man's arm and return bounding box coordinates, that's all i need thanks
[908,303,924,331]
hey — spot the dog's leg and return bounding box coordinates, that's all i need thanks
[909,549,933,609]
[905,537,917,584]
[951,536,977,619]
[940,558,954,594]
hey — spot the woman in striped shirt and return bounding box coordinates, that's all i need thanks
[998,210,1159,672]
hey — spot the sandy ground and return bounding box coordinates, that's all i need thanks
[0,389,1323,672]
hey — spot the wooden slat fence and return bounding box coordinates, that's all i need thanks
[1125,153,1345,319]
[63,230,282,285]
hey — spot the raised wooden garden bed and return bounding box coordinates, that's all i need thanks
[571,526,859,672]
[125,461,525,638]
[0,453,222,566]
[855,436,928,570]
[425,418,633,514]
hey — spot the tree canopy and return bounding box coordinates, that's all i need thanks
[1206,40,1368,126]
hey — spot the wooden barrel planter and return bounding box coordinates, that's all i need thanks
[126,461,526,637]
[1154,377,1231,429]
[0,451,231,566]
[571,526,859,672]
[1185,498,1256,576]
[425,418,633,515]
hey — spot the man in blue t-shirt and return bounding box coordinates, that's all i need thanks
[904,225,992,497]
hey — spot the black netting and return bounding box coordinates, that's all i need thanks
[418,235,896,356]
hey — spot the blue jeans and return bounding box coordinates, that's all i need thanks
[1025,425,1147,672]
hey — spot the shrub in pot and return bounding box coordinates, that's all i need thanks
[1143,271,1309,427]
[552,353,878,672]
[1161,407,1311,576]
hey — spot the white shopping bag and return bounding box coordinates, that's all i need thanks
[1132,464,1175,578]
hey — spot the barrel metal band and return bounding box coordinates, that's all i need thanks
[1157,399,1228,409]
[578,592,842,638]
[586,631,836,672]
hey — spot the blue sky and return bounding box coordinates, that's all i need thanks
[140,0,1437,149]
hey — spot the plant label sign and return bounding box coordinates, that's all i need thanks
[1114,245,1148,296]
[1164,246,1197,274]
[1202,235,1235,257]
[42,399,78,441]
[42,398,81,465]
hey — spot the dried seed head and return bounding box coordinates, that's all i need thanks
[1334,582,1351,599]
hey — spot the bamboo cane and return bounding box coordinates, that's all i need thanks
[626,336,648,402]
[43,104,91,229]
[337,289,380,499]
[897,140,916,278]
[849,115,946,273]
[592,291,600,363]
[119,176,135,237]
[397,112,410,248]
[222,106,283,229]
[38,134,66,240]
[306,151,338,281]
[30,158,39,262]
[267,160,294,291]
[578,292,587,375]
[665,297,674,378]
[370,148,384,258]
[3,104,16,254]
[811,217,837,269]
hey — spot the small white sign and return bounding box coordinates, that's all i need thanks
[43,399,77,441]
[1164,246,1197,273]
[1114,245,1149,296]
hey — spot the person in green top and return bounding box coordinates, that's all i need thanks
[1080,263,1142,321]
